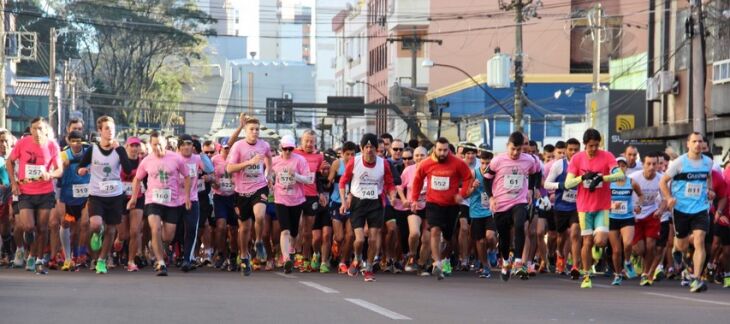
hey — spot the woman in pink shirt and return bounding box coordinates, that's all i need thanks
[270,135,313,273]
[399,146,430,273]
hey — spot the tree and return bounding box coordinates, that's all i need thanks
[66,0,215,130]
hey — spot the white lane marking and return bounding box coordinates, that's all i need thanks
[275,272,297,279]
[643,292,730,306]
[299,281,339,294]
[558,278,611,288]
[345,298,412,320]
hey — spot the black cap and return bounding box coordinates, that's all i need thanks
[361,133,378,148]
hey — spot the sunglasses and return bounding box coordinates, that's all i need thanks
[282,147,294,152]
[403,157,413,160]
[392,148,403,151]
[203,151,215,155]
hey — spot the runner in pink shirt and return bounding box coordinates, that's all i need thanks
[6,117,63,274]
[127,132,191,276]
[483,132,541,281]
[225,118,272,276]
[399,146,431,273]
[210,145,239,270]
[270,135,313,273]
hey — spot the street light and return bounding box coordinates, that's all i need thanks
[422,59,515,121]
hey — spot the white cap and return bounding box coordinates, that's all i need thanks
[280,135,296,149]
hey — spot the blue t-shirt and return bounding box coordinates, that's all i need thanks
[468,167,492,218]
[668,154,712,214]
[609,178,634,220]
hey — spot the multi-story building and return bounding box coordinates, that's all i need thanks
[367,0,390,135]
[425,0,649,151]
[258,0,313,63]
[196,0,235,36]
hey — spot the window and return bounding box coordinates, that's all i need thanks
[494,118,511,136]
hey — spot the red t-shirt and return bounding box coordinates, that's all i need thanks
[294,149,324,197]
[411,153,473,207]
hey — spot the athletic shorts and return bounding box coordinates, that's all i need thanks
[470,217,496,241]
[213,194,238,226]
[65,204,85,220]
[657,220,671,247]
[426,203,460,241]
[538,209,557,231]
[633,216,660,244]
[266,202,277,221]
[330,202,350,222]
[199,196,213,228]
[578,210,609,236]
[302,196,323,216]
[554,210,579,233]
[609,217,635,231]
[144,203,183,225]
[350,197,384,229]
[88,195,125,225]
[18,193,56,211]
[714,225,730,246]
[459,205,470,220]
[235,187,269,221]
[673,210,709,239]
[313,208,332,230]
[275,203,302,237]
[384,205,397,223]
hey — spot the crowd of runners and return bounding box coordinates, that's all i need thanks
[1,114,728,293]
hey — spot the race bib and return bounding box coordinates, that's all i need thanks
[243,163,262,180]
[220,178,234,192]
[72,184,89,198]
[25,164,44,180]
[197,180,205,192]
[611,201,628,215]
[123,182,133,196]
[481,192,490,208]
[12,195,18,202]
[99,181,119,194]
[358,184,378,199]
[642,192,658,207]
[187,164,198,178]
[504,174,523,190]
[685,183,702,198]
[152,188,172,204]
[278,170,296,186]
[562,189,577,203]
[431,176,449,191]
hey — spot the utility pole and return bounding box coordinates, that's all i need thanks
[590,4,603,93]
[687,0,706,136]
[0,0,6,130]
[500,0,534,133]
[387,29,441,139]
[49,27,57,135]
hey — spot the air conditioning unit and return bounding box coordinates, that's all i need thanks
[657,71,674,94]
[487,53,511,89]
[646,77,659,101]
[713,59,730,85]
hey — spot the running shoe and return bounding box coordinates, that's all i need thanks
[265,260,274,271]
[214,255,225,269]
[581,275,592,288]
[527,263,537,277]
[611,274,623,286]
[479,268,491,279]
[347,261,359,277]
[723,276,730,288]
[12,249,25,268]
[556,256,566,275]
[35,260,48,275]
[405,257,416,273]
[47,258,58,270]
[500,262,510,282]
[127,263,140,272]
[95,259,108,274]
[241,258,252,276]
[442,259,452,277]
[680,269,692,287]
[364,270,375,282]
[419,266,432,277]
[25,256,36,272]
[513,260,527,279]
[320,262,331,273]
[384,259,394,273]
[254,241,267,262]
[488,251,498,268]
[432,263,444,280]
[338,262,348,274]
[90,231,102,252]
[624,262,637,279]
[393,261,404,274]
[181,262,193,273]
[653,265,665,282]
[294,254,304,269]
[640,274,652,286]
[61,260,74,271]
[690,279,708,293]
[311,253,321,271]
[155,262,168,276]
[570,265,580,280]
[300,260,312,273]
[284,259,293,274]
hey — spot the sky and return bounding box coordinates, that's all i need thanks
[237,0,315,56]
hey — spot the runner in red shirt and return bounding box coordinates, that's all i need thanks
[411,137,473,280]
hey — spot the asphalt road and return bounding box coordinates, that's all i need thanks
[1,266,729,323]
